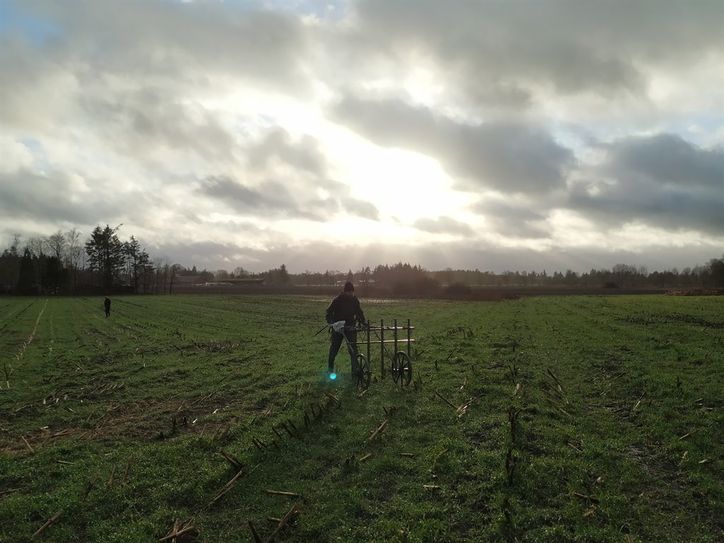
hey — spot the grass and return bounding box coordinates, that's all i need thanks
[0,294,721,542]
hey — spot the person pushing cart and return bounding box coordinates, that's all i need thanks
[325,281,366,380]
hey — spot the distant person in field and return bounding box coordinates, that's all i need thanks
[326,281,366,379]
[104,297,111,318]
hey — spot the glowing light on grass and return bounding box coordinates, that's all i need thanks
[329,372,337,381]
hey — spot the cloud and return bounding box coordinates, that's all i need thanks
[345,0,724,104]
[334,96,573,194]
[413,217,474,237]
[148,240,257,268]
[0,136,34,172]
[1,1,722,273]
[606,133,724,189]
[22,0,310,87]
[0,169,131,225]
[198,129,380,222]
[0,35,78,130]
[341,197,379,221]
[247,129,327,176]
[569,133,724,235]
[473,199,550,239]
[80,87,236,162]
[201,176,338,221]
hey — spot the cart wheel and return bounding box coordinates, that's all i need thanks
[356,354,371,390]
[392,351,412,386]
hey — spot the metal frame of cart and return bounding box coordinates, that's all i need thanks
[351,319,415,389]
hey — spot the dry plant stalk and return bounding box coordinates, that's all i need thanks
[367,419,388,442]
[21,435,35,454]
[264,503,300,543]
[572,491,600,504]
[264,489,301,498]
[208,469,245,506]
[158,518,197,542]
[434,390,457,410]
[32,511,61,538]
[220,450,243,470]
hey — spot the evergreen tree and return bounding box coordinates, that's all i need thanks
[123,236,150,293]
[85,225,124,290]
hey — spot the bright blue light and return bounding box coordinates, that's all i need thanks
[329,372,337,380]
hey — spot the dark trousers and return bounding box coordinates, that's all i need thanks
[328,330,358,374]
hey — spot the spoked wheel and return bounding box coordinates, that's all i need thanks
[392,351,413,386]
[355,353,371,390]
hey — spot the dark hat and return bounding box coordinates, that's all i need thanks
[344,281,354,292]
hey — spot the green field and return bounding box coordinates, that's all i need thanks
[0,295,721,542]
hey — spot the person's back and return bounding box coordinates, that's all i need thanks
[326,292,364,327]
[104,297,111,318]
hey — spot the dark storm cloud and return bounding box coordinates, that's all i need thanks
[202,176,338,221]
[0,169,128,225]
[413,217,474,237]
[473,200,550,239]
[201,173,379,223]
[569,134,724,234]
[248,129,327,177]
[346,0,724,104]
[334,96,573,194]
[80,87,235,161]
[607,134,724,189]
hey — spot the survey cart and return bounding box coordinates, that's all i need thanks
[331,319,415,390]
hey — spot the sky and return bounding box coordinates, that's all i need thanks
[1,0,723,273]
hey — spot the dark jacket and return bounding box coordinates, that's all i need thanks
[326,293,366,327]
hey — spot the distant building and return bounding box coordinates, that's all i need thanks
[174,275,206,285]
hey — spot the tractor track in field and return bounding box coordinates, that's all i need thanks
[13,299,48,363]
[0,299,37,336]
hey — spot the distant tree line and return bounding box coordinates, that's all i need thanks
[0,225,208,295]
[2,229,722,296]
[211,258,724,296]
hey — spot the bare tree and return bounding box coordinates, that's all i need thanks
[27,236,46,258]
[64,228,82,293]
[64,228,82,269]
[47,230,66,261]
